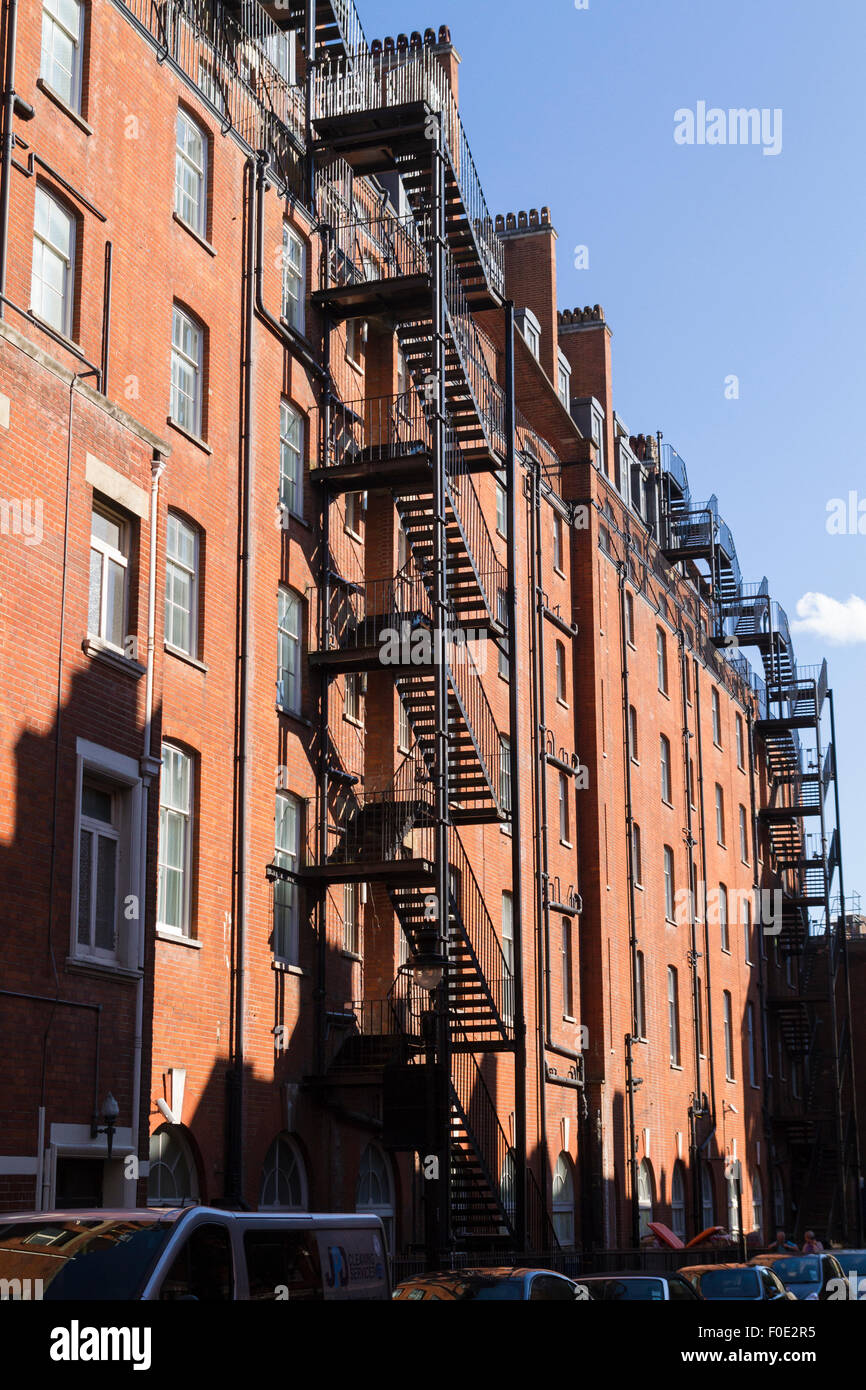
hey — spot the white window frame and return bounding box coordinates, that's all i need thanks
[656,626,668,694]
[495,473,507,537]
[561,916,573,1017]
[668,965,680,1065]
[274,792,301,965]
[724,991,735,1080]
[739,805,749,863]
[552,511,564,574]
[552,1154,575,1248]
[500,734,512,814]
[345,490,367,539]
[558,770,571,846]
[555,641,567,705]
[175,107,208,238]
[165,512,199,658]
[157,742,194,936]
[715,784,726,846]
[736,714,746,770]
[281,224,305,332]
[719,883,729,952]
[632,822,643,887]
[346,317,367,369]
[660,734,672,804]
[557,350,571,410]
[170,305,203,437]
[277,587,302,715]
[279,400,303,519]
[88,500,129,652]
[497,591,509,679]
[259,1133,307,1211]
[71,740,142,970]
[635,950,646,1038]
[501,891,514,1027]
[712,687,722,747]
[32,185,75,337]
[397,694,411,754]
[40,0,84,112]
[343,881,359,955]
[664,845,675,921]
[344,671,364,726]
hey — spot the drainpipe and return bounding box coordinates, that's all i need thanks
[694,660,718,1134]
[618,563,641,1250]
[679,628,702,1236]
[254,154,328,385]
[132,453,165,1197]
[0,0,19,318]
[504,303,526,1251]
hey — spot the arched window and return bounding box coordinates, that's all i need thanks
[259,1134,307,1211]
[751,1169,764,1243]
[355,1144,394,1251]
[671,1162,687,1243]
[552,1153,575,1248]
[148,1125,199,1207]
[637,1159,654,1239]
[701,1163,714,1230]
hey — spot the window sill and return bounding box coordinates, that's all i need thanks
[560,839,573,850]
[501,824,512,838]
[36,78,93,134]
[713,741,723,752]
[272,960,305,977]
[670,1063,683,1072]
[276,705,312,728]
[172,211,217,257]
[343,714,365,730]
[29,309,80,352]
[165,643,208,674]
[556,698,569,710]
[277,505,310,533]
[553,566,566,580]
[341,951,362,963]
[661,798,674,809]
[82,636,146,680]
[563,1014,576,1025]
[658,689,670,701]
[66,955,141,982]
[346,354,365,374]
[634,882,644,891]
[156,929,202,949]
[167,416,212,455]
[343,526,364,542]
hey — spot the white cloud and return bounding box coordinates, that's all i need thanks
[791,592,866,645]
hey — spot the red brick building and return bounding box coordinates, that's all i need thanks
[0,0,859,1261]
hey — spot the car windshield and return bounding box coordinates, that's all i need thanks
[0,1219,171,1299]
[699,1268,761,1299]
[772,1257,820,1284]
[836,1252,866,1276]
[600,1279,665,1301]
[463,1278,525,1300]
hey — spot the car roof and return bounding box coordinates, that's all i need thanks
[680,1263,758,1274]
[577,1272,675,1282]
[0,1208,382,1227]
[397,1268,565,1284]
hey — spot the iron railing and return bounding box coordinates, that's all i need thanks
[309,575,434,658]
[443,256,507,455]
[311,749,436,869]
[321,391,434,472]
[448,826,513,1038]
[446,642,506,813]
[320,213,430,293]
[445,462,507,626]
[312,46,504,297]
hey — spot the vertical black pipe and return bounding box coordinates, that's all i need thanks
[504,302,527,1252]
[679,629,702,1238]
[0,0,19,319]
[618,564,640,1250]
[315,224,332,1082]
[694,662,718,1131]
[101,242,112,396]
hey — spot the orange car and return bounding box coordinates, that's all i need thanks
[393,1268,585,1301]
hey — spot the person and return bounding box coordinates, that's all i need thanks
[802,1230,824,1253]
[767,1228,798,1251]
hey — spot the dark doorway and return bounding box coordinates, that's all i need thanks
[55,1157,104,1209]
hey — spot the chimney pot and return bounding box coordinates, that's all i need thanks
[439,24,451,44]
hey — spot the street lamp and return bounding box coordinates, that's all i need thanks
[91,1093,120,1160]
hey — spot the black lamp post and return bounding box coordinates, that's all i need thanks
[91,1093,120,1161]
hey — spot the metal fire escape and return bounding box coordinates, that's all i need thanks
[659,445,859,1242]
[302,32,524,1251]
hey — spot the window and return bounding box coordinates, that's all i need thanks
[688,757,696,808]
[561,917,573,1017]
[723,991,735,1080]
[520,308,541,359]
[165,513,199,657]
[259,1135,307,1212]
[500,1150,518,1230]
[637,1160,654,1239]
[148,1125,199,1207]
[157,744,193,934]
[277,587,301,714]
[751,1170,764,1243]
[170,305,203,437]
[715,783,726,846]
[656,627,668,694]
[279,401,303,519]
[631,822,642,886]
[32,186,75,336]
[343,882,359,955]
[198,59,227,114]
[88,502,128,650]
[41,0,84,110]
[701,1164,714,1230]
[346,317,367,368]
[499,735,512,815]
[555,641,567,704]
[397,695,410,754]
[281,224,305,331]
[553,512,564,573]
[558,771,571,844]
[345,491,366,537]
[712,687,722,746]
[672,1163,687,1243]
[697,975,705,1055]
[495,473,507,536]
[635,950,647,1039]
[77,777,120,959]
[497,591,509,679]
[747,1002,757,1086]
[501,892,514,1027]
[668,966,681,1065]
[175,109,208,237]
[736,714,746,770]
[344,672,363,725]
[356,1145,394,1251]
[663,845,675,921]
[744,895,753,964]
[660,734,672,803]
[557,352,571,410]
[628,705,639,762]
[552,1154,575,1248]
[727,1164,741,1237]
[273,792,300,965]
[719,883,729,952]
[739,805,749,863]
[624,589,635,646]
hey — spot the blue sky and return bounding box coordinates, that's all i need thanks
[358,0,866,901]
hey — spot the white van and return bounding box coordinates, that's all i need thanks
[0,1208,390,1301]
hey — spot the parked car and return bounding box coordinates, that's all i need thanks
[829,1249,866,1282]
[679,1263,797,1301]
[0,1208,390,1300]
[572,1272,702,1301]
[748,1251,845,1301]
[393,1268,584,1300]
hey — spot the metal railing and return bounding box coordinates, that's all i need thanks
[320,213,430,293]
[309,575,434,658]
[312,46,504,297]
[448,827,513,1037]
[443,256,507,456]
[452,1035,513,1236]
[116,0,306,182]
[446,642,505,813]
[311,749,436,869]
[516,410,564,483]
[321,391,434,472]
[445,455,507,624]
